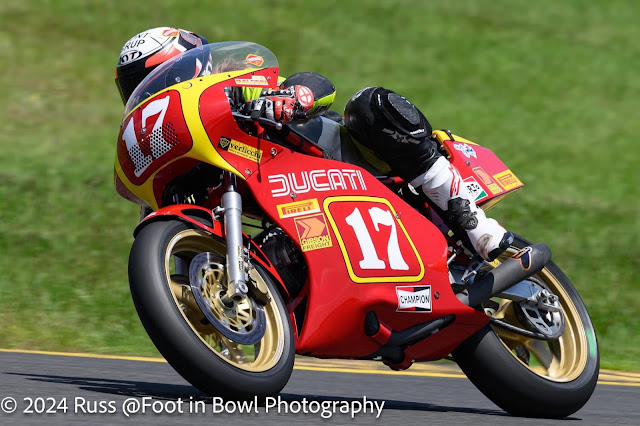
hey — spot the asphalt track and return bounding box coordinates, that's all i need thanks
[0,349,638,425]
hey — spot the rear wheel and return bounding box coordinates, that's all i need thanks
[453,234,599,418]
[128,219,294,397]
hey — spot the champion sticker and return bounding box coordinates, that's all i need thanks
[294,213,332,252]
[463,176,488,202]
[396,285,432,313]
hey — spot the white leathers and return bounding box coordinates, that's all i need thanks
[410,156,508,260]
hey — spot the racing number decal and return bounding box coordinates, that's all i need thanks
[122,96,171,177]
[117,90,193,186]
[345,207,409,271]
[324,196,424,283]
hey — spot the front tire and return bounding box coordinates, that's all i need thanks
[128,219,294,397]
[453,234,599,418]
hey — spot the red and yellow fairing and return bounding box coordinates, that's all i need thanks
[432,130,523,211]
[114,68,280,210]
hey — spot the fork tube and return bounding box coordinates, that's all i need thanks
[220,172,248,305]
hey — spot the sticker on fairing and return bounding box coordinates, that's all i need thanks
[396,285,432,313]
[463,176,488,202]
[453,142,477,159]
[218,137,263,162]
[294,213,332,252]
[277,198,321,219]
[493,169,523,191]
[472,166,503,195]
[234,75,269,86]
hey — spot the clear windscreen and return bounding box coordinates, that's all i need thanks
[124,41,279,115]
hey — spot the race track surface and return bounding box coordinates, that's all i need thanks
[0,350,638,425]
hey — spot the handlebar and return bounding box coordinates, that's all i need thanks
[232,112,283,130]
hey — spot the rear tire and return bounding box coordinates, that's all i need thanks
[129,219,294,397]
[453,234,599,418]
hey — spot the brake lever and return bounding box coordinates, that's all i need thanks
[232,112,283,130]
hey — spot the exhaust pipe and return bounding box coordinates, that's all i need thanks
[456,244,552,308]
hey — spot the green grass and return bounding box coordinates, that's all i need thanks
[1,0,638,370]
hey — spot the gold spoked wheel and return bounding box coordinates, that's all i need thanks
[452,233,598,418]
[165,229,285,372]
[487,244,588,382]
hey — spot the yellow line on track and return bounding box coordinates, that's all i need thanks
[1,349,638,387]
[0,348,166,363]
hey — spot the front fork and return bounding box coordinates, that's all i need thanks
[217,171,250,305]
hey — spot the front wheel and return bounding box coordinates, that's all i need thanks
[128,219,294,397]
[453,234,599,418]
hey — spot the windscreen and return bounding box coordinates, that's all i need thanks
[124,41,278,115]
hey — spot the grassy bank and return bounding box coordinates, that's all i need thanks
[1,0,638,370]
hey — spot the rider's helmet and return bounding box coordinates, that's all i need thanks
[115,27,209,104]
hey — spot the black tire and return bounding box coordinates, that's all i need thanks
[128,219,295,398]
[453,234,599,418]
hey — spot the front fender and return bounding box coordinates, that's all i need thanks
[134,204,290,301]
[134,204,222,238]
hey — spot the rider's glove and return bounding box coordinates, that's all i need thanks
[248,85,315,122]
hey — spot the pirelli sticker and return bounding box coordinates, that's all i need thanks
[294,213,332,252]
[493,169,523,191]
[472,166,503,195]
[218,137,263,162]
[277,198,321,219]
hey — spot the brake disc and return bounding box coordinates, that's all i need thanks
[188,252,266,345]
[513,285,565,340]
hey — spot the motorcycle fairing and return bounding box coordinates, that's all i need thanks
[115,63,283,209]
[245,149,489,360]
[433,130,524,211]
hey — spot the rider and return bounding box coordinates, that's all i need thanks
[115,27,211,104]
[115,28,512,261]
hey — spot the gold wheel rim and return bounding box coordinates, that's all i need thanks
[489,246,588,382]
[164,229,285,372]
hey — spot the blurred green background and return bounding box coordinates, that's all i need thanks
[1,0,638,370]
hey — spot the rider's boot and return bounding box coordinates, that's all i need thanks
[411,156,514,261]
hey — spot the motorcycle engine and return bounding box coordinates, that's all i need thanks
[255,226,307,298]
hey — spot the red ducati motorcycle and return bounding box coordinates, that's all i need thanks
[115,42,599,418]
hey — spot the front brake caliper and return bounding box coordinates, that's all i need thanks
[247,270,271,306]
